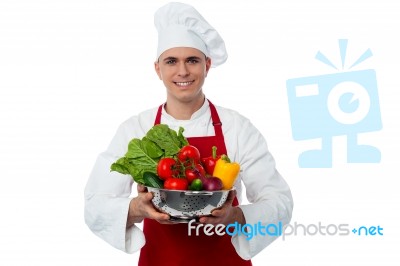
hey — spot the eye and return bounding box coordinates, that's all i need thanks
[187,58,199,64]
[165,59,176,65]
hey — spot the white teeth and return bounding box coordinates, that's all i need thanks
[175,81,193,86]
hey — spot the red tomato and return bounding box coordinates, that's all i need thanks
[177,145,201,164]
[157,158,179,180]
[195,163,206,176]
[185,169,197,184]
[185,164,206,184]
[164,178,188,190]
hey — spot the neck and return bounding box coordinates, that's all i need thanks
[165,94,205,120]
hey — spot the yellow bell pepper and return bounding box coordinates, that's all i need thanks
[212,155,240,190]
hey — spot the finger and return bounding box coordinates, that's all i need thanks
[141,194,169,221]
[219,191,235,210]
[154,213,170,221]
[199,215,220,225]
[210,191,235,213]
[143,192,154,201]
[149,210,170,221]
[137,184,147,193]
[211,208,224,217]
[158,219,175,225]
[227,190,236,203]
[199,216,208,224]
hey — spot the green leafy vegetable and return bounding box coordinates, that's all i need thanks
[125,138,163,159]
[146,124,188,156]
[110,124,188,183]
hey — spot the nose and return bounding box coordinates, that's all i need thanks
[178,62,189,77]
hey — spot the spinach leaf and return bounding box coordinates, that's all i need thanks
[146,124,189,156]
[110,124,188,183]
[125,138,163,159]
[177,126,189,147]
[110,157,130,175]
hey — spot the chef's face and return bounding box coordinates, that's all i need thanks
[155,47,211,104]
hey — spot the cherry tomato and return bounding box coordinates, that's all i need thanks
[164,178,188,190]
[185,164,206,184]
[177,145,201,164]
[195,163,206,177]
[157,158,179,180]
[185,169,198,184]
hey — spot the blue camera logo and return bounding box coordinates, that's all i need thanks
[286,39,382,168]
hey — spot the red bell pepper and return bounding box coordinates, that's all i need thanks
[201,146,220,175]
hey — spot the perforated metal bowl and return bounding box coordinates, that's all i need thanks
[146,187,233,221]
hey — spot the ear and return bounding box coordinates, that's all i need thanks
[205,57,212,77]
[154,61,162,80]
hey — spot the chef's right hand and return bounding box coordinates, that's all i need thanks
[126,184,171,227]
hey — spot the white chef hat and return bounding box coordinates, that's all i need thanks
[154,2,228,67]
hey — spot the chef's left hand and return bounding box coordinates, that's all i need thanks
[198,190,246,225]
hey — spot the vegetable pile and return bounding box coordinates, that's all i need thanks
[111,124,240,191]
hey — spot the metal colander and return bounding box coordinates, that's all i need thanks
[147,187,232,221]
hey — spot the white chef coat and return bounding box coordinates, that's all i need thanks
[84,99,293,260]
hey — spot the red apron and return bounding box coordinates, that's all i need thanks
[138,100,252,266]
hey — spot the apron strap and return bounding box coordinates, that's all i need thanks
[207,100,223,137]
[154,105,162,125]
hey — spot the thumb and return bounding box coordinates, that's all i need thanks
[143,191,154,201]
[137,184,147,193]
[226,190,236,205]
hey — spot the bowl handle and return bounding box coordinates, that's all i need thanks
[184,191,213,196]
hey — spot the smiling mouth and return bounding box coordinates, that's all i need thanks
[174,81,194,87]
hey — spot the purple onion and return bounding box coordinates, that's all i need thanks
[193,168,223,191]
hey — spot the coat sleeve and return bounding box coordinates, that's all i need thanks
[229,118,294,260]
[84,121,146,253]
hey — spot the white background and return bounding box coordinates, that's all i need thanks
[1,0,400,265]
